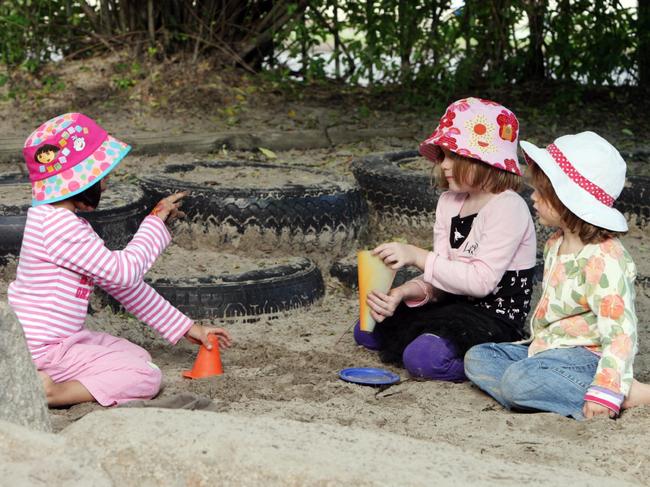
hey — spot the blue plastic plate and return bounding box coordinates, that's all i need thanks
[338,367,400,386]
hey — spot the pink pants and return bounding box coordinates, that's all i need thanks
[34,329,162,406]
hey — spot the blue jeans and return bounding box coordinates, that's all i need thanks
[464,343,599,420]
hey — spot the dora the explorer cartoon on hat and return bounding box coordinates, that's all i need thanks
[34,144,59,165]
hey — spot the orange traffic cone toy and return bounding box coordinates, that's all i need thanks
[182,334,224,379]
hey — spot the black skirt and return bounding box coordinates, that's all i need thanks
[373,299,528,366]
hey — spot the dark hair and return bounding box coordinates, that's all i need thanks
[527,162,624,244]
[68,180,102,209]
[435,150,522,193]
[34,144,59,162]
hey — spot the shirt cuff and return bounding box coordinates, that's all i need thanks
[584,386,624,415]
[404,279,431,307]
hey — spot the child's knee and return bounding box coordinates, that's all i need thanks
[463,343,493,379]
[402,334,466,382]
[353,320,380,351]
[125,360,162,400]
[142,361,163,397]
[499,362,536,406]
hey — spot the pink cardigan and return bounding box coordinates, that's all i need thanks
[413,190,536,303]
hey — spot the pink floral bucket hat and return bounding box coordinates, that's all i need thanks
[419,97,522,175]
[23,113,131,206]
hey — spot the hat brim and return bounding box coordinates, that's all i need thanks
[31,135,131,206]
[520,140,628,232]
[418,140,443,163]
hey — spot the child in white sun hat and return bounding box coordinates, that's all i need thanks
[465,131,650,420]
[9,113,232,407]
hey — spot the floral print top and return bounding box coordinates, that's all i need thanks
[528,230,638,412]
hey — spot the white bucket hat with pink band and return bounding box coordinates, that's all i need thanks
[520,131,628,232]
[23,113,131,206]
[419,97,522,175]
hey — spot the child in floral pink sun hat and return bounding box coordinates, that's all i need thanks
[465,131,650,420]
[354,97,537,383]
[9,113,232,407]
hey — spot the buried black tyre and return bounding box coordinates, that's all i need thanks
[0,181,149,258]
[353,151,542,226]
[615,176,650,228]
[0,173,30,259]
[138,161,368,254]
[519,176,649,229]
[100,255,325,319]
[351,150,439,227]
[330,259,421,290]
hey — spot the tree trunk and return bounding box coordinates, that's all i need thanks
[640,0,650,89]
[488,0,511,71]
[522,0,547,81]
[366,0,375,85]
[147,0,155,45]
[398,0,414,81]
[332,1,340,79]
[462,0,472,61]
[99,0,112,36]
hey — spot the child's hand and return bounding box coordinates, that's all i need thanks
[372,243,429,270]
[367,288,403,322]
[185,324,233,350]
[151,191,188,223]
[583,401,616,419]
[373,242,413,270]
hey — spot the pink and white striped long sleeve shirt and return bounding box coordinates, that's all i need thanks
[8,205,193,360]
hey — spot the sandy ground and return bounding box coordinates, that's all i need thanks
[1,141,649,484]
[1,246,649,485]
[23,276,645,486]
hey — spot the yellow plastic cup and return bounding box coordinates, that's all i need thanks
[357,250,396,332]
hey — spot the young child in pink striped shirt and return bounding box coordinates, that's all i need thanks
[9,113,232,407]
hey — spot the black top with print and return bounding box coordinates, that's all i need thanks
[449,213,535,328]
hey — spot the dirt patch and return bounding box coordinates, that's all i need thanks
[0,184,30,207]
[170,221,355,273]
[160,164,344,188]
[147,243,303,280]
[40,283,650,486]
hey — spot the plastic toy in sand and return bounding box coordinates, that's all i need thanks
[339,367,400,386]
[183,335,224,379]
[357,250,396,332]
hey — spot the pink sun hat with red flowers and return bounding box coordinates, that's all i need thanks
[23,113,131,206]
[419,97,522,175]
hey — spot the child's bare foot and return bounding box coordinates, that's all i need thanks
[622,379,650,409]
[38,371,55,396]
[36,372,94,407]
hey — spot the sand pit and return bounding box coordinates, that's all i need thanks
[31,282,650,486]
[146,243,301,280]
[1,143,650,486]
[157,163,340,188]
